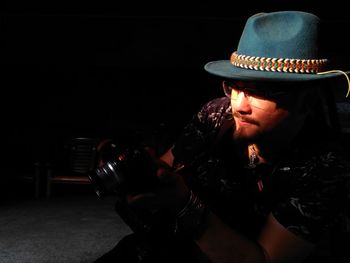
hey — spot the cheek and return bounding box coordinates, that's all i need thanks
[258,109,290,131]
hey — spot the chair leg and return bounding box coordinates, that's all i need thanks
[34,163,40,199]
[46,168,52,199]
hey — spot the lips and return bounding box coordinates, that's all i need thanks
[233,114,259,126]
[236,118,253,125]
[238,118,251,123]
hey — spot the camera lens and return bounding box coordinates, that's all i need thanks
[89,160,126,198]
[89,146,158,198]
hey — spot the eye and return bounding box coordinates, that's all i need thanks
[243,88,267,98]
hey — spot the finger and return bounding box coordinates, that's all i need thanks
[127,192,157,209]
[143,146,157,158]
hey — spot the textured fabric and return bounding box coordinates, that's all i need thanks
[171,97,350,244]
[204,11,349,81]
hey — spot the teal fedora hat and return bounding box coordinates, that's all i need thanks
[205,11,349,82]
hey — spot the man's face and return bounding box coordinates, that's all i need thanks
[224,80,305,143]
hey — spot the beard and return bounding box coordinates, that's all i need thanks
[232,112,262,143]
[233,124,262,143]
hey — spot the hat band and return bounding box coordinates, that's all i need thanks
[230,51,328,74]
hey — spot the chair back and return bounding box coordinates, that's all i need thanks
[69,137,97,174]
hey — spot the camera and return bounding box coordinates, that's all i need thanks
[88,141,159,198]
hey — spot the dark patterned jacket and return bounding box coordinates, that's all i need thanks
[172,97,350,255]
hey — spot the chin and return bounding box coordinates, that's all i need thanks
[233,128,260,143]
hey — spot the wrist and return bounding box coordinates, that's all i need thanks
[174,190,210,239]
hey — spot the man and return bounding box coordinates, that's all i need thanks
[95,11,350,263]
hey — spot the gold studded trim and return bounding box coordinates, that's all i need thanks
[230,51,328,74]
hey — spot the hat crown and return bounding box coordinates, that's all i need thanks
[237,11,321,59]
[204,10,348,82]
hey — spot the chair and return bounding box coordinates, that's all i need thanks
[3,137,45,199]
[5,161,43,199]
[46,137,98,198]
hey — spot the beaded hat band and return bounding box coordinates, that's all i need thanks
[230,51,328,74]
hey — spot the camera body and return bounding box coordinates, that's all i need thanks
[89,142,158,198]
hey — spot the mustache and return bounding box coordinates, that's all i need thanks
[233,112,259,125]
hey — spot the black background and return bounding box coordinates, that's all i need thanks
[1,2,350,181]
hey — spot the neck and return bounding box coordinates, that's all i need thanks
[245,126,302,164]
[248,141,290,164]
[254,115,308,163]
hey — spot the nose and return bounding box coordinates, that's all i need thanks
[232,92,252,114]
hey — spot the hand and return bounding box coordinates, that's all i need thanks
[126,159,190,214]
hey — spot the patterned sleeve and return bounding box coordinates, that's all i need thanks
[171,97,231,166]
[273,151,350,243]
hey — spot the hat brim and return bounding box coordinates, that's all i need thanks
[205,60,349,82]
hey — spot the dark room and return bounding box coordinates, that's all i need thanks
[1,2,350,263]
